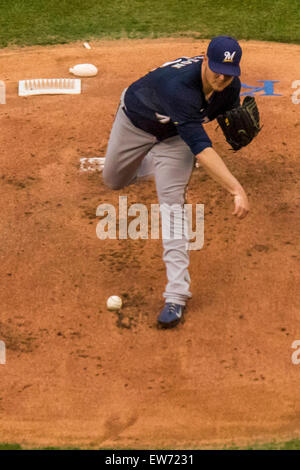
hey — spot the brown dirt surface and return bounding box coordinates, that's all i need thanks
[0,38,300,449]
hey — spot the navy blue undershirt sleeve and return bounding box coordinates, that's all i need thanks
[176,122,212,154]
[156,84,212,155]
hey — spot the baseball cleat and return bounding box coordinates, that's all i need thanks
[157,303,185,329]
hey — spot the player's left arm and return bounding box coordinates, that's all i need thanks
[216,79,262,151]
[218,77,241,112]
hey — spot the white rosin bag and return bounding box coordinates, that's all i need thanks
[69,63,98,77]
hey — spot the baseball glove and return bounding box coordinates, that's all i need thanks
[216,96,262,151]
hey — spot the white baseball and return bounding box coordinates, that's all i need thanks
[106,295,122,311]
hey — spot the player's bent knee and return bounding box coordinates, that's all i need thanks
[102,172,124,190]
[103,178,123,190]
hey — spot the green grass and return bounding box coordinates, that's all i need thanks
[224,439,300,450]
[0,0,299,48]
[0,443,23,450]
[1,439,300,450]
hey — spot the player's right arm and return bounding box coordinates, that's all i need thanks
[196,147,249,219]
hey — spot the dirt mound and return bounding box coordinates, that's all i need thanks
[0,38,299,449]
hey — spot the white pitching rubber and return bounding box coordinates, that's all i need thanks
[18,78,81,96]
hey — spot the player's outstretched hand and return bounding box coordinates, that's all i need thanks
[232,191,250,219]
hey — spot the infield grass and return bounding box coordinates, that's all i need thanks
[0,0,299,48]
[1,438,300,450]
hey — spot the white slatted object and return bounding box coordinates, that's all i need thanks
[80,157,105,172]
[18,78,81,96]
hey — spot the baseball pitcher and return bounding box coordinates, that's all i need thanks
[103,36,261,329]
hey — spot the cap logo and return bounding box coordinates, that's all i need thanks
[223,51,236,63]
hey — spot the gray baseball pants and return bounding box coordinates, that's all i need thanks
[103,91,195,306]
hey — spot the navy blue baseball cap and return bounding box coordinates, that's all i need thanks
[207,36,242,76]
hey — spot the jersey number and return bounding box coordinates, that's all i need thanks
[160,56,203,69]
